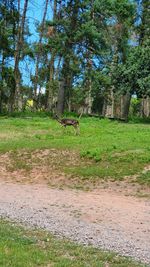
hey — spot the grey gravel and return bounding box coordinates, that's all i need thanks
[0,182,150,265]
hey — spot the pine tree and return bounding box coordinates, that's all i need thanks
[13,0,29,112]
[32,0,49,110]
[0,0,18,113]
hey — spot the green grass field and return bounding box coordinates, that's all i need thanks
[0,220,147,267]
[0,115,150,185]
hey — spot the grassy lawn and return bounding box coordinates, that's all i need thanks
[0,220,147,267]
[0,115,150,185]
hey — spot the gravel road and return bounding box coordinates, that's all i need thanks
[0,182,150,265]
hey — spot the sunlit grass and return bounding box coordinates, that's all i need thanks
[0,116,150,184]
[0,220,147,267]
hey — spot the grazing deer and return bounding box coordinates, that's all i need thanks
[55,114,80,135]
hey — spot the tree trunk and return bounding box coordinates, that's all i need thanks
[105,42,119,118]
[85,78,93,114]
[140,97,150,117]
[33,0,49,110]
[47,53,55,111]
[14,0,29,111]
[56,54,70,115]
[57,78,65,115]
[120,92,131,121]
[56,0,80,115]
[0,53,6,113]
[102,99,107,117]
[85,1,94,115]
[46,0,57,112]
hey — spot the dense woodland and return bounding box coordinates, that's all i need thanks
[0,0,150,119]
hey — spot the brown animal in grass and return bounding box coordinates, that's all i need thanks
[55,114,80,135]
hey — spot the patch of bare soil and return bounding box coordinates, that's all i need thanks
[0,149,149,197]
[0,149,79,185]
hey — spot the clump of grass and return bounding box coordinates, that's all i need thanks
[136,171,150,186]
[80,149,102,162]
[0,220,147,267]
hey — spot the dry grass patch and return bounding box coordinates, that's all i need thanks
[0,131,22,140]
[0,149,150,196]
[0,149,84,186]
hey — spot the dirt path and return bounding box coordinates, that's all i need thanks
[0,182,150,265]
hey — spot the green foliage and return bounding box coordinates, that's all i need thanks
[130,97,141,117]
[111,0,150,100]
[113,44,150,96]
[80,149,102,162]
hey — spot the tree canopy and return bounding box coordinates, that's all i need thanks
[0,0,149,118]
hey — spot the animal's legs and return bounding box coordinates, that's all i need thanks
[73,125,80,135]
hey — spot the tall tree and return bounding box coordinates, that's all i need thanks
[32,0,49,110]
[13,0,29,112]
[0,0,18,113]
[46,0,57,112]
[55,0,113,115]
[109,0,135,120]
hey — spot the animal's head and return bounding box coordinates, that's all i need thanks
[53,114,58,119]
[53,114,61,122]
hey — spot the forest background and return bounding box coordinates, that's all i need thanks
[0,0,150,120]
